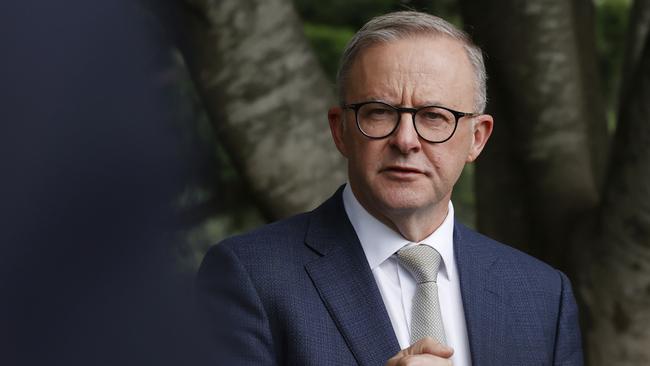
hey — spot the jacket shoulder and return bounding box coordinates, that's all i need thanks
[455,222,568,292]
[220,211,311,250]
[458,222,556,268]
[201,210,318,277]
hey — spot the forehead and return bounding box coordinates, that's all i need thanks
[345,36,475,110]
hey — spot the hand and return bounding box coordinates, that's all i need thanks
[385,337,454,366]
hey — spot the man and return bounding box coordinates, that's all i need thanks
[197,11,583,366]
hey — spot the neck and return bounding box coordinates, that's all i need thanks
[350,186,451,243]
[382,204,449,242]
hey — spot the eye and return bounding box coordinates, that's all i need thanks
[417,107,454,129]
[359,103,396,120]
[421,111,445,121]
[368,107,391,116]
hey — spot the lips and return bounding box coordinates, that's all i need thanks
[381,165,427,176]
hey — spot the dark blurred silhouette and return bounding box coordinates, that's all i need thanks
[0,1,210,365]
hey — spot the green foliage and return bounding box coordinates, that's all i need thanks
[295,0,460,28]
[299,1,463,82]
[303,22,355,82]
[294,0,396,28]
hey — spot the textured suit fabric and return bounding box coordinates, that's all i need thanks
[197,187,583,365]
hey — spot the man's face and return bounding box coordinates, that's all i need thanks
[329,35,493,230]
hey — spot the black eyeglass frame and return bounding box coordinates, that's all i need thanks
[343,100,479,143]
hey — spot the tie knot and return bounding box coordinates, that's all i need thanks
[397,245,442,284]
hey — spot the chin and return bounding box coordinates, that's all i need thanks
[374,187,431,213]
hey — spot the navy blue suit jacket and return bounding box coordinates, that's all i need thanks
[197,187,583,365]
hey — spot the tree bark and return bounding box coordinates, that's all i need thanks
[178,0,345,220]
[571,0,609,190]
[460,0,600,269]
[579,20,650,366]
[619,0,650,106]
[462,0,650,363]
[473,78,532,252]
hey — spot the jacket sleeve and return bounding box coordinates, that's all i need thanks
[553,271,584,366]
[196,243,277,366]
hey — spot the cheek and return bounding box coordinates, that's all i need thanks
[351,145,388,183]
[345,138,372,170]
[424,145,450,169]
[425,145,467,176]
[442,132,474,162]
[428,153,444,170]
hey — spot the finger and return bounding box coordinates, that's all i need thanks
[411,337,454,358]
[387,350,411,366]
[386,338,454,366]
[389,353,453,366]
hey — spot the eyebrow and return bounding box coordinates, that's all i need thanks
[413,100,447,107]
[352,97,449,108]
[352,95,393,104]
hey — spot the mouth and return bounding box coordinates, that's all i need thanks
[381,165,428,178]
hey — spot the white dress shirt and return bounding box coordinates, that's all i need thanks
[342,184,472,366]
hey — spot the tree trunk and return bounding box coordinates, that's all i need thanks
[570,0,609,190]
[174,0,650,362]
[619,0,650,105]
[460,0,601,269]
[178,0,344,220]
[462,0,650,363]
[579,14,650,366]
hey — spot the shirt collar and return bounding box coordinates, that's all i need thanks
[342,184,456,280]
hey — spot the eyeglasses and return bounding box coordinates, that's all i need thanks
[343,101,478,143]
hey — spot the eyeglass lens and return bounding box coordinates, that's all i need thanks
[356,102,456,142]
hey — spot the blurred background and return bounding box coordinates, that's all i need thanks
[172,0,634,269]
[2,0,648,365]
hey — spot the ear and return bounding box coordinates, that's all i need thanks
[466,114,494,162]
[328,106,349,158]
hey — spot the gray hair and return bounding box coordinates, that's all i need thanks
[336,11,487,113]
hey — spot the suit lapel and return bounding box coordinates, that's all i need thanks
[304,188,400,366]
[454,223,507,366]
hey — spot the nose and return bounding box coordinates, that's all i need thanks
[390,112,422,154]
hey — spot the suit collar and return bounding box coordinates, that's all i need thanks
[342,184,457,284]
[454,222,505,365]
[304,188,511,365]
[341,183,409,270]
[305,186,401,366]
